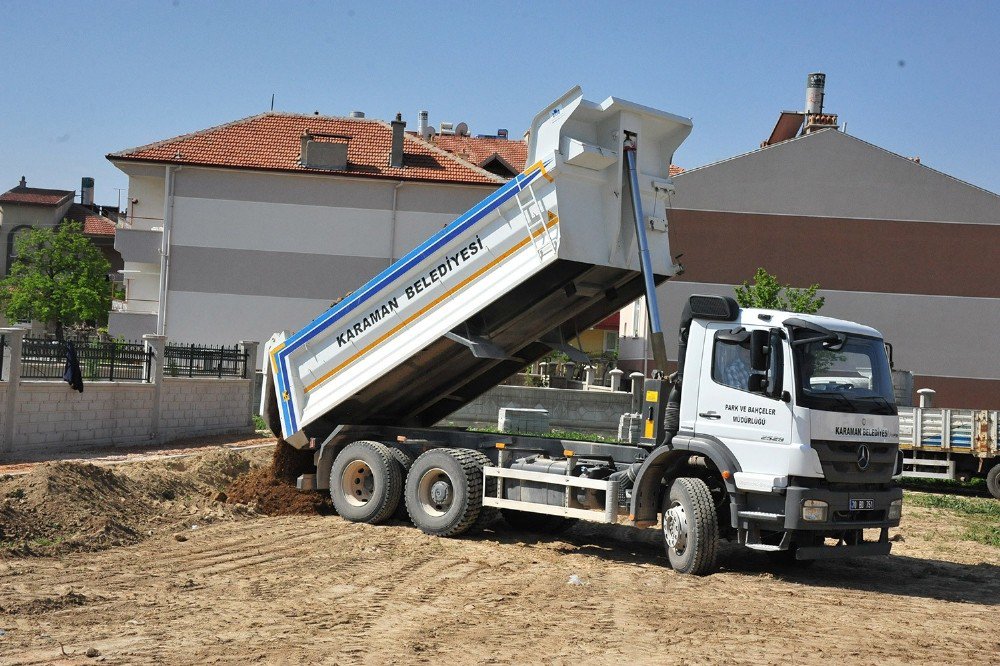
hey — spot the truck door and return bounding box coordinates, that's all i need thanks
[694,325,793,477]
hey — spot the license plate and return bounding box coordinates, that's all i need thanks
[850,498,875,511]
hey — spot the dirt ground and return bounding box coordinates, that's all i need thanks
[1,441,998,665]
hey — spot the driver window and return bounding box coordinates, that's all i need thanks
[712,336,752,391]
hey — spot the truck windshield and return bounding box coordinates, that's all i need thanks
[792,334,896,415]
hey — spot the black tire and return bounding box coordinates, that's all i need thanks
[661,477,719,575]
[468,450,500,532]
[329,441,402,524]
[389,448,415,521]
[405,448,485,537]
[501,510,577,534]
[986,462,1000,500]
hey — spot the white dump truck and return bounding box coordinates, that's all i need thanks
[262,87,903,574]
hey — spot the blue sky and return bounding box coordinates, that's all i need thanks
[2,1,998,206]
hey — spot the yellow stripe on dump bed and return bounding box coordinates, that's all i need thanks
[303,216,560,394]
[524,160,554,183]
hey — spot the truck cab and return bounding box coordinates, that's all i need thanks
[630,295,903,566]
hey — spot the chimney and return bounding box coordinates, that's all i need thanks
[18,176,26,188]
[81,177,95,206]
[390,113,406,168]
[417,110,429,135]
[805,72,826,115]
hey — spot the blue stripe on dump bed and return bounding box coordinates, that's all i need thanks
[274,159,552,436]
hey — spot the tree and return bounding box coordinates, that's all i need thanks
[0,221,112,339]
[734,267,824,314]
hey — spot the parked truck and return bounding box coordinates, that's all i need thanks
[261,87,903,574]
[899,405,1000,498]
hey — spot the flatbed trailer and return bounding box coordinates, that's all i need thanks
[899,406,1000,498]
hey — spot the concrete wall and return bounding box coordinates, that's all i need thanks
[12,382,157,456]
[1,379,252,459]
[0,331,257,460]
[445,385,632,436]
[161,378,252,441]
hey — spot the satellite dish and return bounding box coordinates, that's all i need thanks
[455,122,469,137]
[421,126,435,140]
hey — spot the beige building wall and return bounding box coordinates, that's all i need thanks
[110,164,498,356]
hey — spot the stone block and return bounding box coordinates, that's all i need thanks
[617,413,643,444]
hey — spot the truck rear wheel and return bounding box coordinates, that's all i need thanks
[468,450,500,532]
[662,477,719,575]
[405,448,485,537]
[329,441,402,524]
[389,448,414,521]
[986,462,1000,500]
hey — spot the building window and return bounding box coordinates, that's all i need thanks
[5,225,32,276]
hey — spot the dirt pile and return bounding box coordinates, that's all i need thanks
[0,449,264,556]
[225,440,332,516]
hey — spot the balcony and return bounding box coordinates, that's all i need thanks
[114,227,162,264]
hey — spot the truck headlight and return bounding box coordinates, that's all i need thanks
[802,499,828,522]
[888,499,902,520]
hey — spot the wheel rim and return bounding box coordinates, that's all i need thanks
[341,460,375,507]
[663,501,688,554]
[416,467,453,517]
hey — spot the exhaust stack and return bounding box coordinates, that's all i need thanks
[805,72,826,115]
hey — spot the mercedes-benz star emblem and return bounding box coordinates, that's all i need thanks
[857,444,871,471]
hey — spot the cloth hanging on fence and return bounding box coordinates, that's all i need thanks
[63,341,84,393]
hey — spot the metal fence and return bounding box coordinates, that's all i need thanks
[164,343,248,378]
[21,337,152,382]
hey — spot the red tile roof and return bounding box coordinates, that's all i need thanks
[669,164,684,177]
[594,312,620,331]
[0,186,73,207]
[426,134,528,172]
[108,113,507,186]
[66,204,116,237]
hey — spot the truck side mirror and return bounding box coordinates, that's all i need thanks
[748,373,768,393]
[750,329,769,371]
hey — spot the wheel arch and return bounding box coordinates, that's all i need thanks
[630,434,741,525]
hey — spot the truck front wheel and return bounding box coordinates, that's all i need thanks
[329,441,402,524]
[662,477,719,575]
[986,461,1000,500]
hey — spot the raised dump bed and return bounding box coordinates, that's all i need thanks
[263,87,692,447]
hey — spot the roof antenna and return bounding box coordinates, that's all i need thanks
[270,93,275,111]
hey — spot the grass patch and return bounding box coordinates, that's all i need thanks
[468,425,623,444]
[252,413,269,432]
[904,491,1000,547]
[904,492,1000,517]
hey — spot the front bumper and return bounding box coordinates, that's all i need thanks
[785,485,902,560]
[783,485,903,531]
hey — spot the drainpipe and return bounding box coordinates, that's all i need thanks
[388,181,403,265]
[157,166,177,336]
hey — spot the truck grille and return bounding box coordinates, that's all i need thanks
[810,440,897,484]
